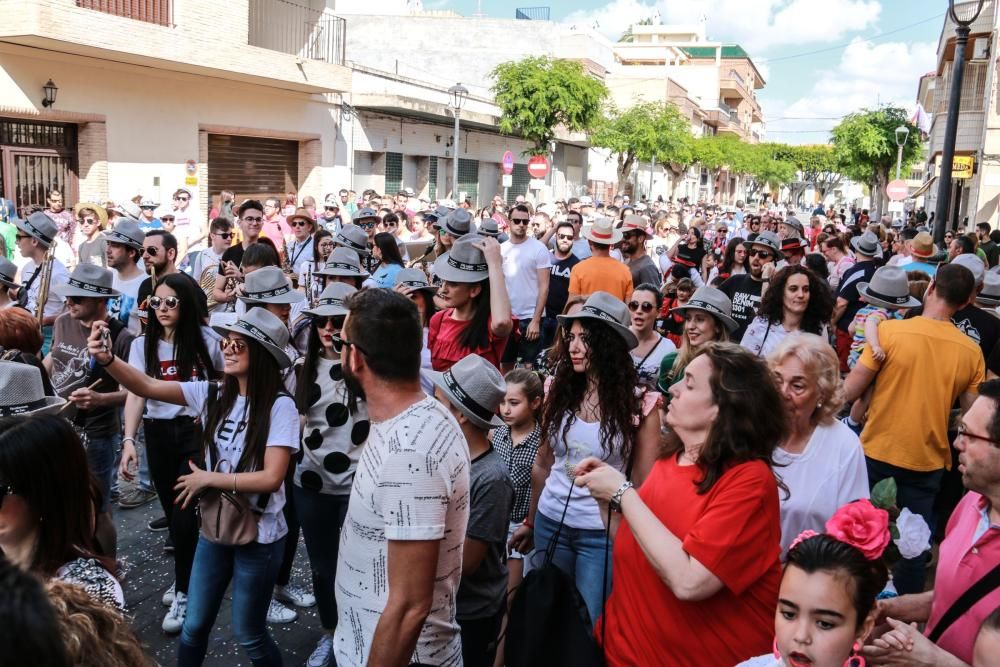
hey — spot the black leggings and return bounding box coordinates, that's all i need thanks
[275,466,301,587]
[145,416,202,594]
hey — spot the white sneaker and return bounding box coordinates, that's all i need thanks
[274,583,316,608]
[266,599,298,624]
[162,591,187,634]
[161,582,175,607]
[307,633,335,667]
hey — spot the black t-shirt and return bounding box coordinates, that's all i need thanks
[718,273,764,341]
[545,253,581,318]
[137,271,209,324]
[835,260,879,331]
[220,244,245,268]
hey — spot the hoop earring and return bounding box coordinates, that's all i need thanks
[843,642,866,667]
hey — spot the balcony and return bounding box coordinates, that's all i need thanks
[934,60,988,114]
[249,0,345,66]
[719,69,748,98]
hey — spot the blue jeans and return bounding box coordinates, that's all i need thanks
[866,458,944,595]
[532,509,613,627]
[85,434,119,514]
[293,486,350,631]
[136,423,153,492]
[178,536,285,666]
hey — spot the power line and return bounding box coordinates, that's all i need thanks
[758,13,944,64]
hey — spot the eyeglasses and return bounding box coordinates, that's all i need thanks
[628,301,655,313]
[142,246,159,257]
[161,217,175,222]
[340,336,368,356]
[749,248,772,259]
[243,216,263,223]
[510,218,530,225]
[290,220,311,228]
[0,484,13,510]
[213,232,233,239]
[314,315,345,329]
[148,295,180,310]
[556,233,574,241]
[385,221,398,227]
[219,337,248,354]
[173,196,189,202]
[956,424,998,446]
[15,234,31,241]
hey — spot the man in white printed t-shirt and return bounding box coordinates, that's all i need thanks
[335,289,470,667]
[499,203,551,371]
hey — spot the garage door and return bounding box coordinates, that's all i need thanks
[207,134,298,204]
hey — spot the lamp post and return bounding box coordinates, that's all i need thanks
[934,0,986,246]
[448,83,469,201]
[894,125,910,180]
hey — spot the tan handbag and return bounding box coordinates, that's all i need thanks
[197,461,268,546]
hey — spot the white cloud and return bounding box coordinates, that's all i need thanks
[764,38,937,144]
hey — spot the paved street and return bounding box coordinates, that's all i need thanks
[116,491,322,667]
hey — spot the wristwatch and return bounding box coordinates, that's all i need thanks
[609,480,634,513]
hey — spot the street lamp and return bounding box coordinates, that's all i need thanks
[894,125,910,180]
[448,83,469,201]
[41,79,58,108]
[934,0,987,246]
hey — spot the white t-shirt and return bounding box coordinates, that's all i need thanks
[127,328,223,420]
[631,335,676,389]
[179,380,300,544]
[110,271,146,335]
[21,257,68,319]
[740,317,791,359]
[774,420,870,556]
[334,396,469,667]
[285,237,314,275]
[500,237,551,320]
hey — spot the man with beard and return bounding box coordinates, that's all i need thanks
[334,289,469,667]
[620,215,661,287]
[101,219,146,333]
[718,230,781,341]
[542,220,580,348]
[137,231,207,322]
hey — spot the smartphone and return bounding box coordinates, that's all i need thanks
[101,326,112,351]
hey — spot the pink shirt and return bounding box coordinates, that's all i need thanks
[925,492,1000,664]
[261,215,287,252]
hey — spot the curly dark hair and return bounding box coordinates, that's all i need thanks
[541,318,640,464]
[755,265,834,335]
[663,342,787,493]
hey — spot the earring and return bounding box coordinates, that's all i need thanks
[817,402,823,408]
[843,642,866,667]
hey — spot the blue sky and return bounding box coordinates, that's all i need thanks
[431,0,944,144]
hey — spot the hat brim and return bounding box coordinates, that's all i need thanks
[976,294,1000,307]
[432,253,489,283]
[302,303,350,317]
[670,303,740,333]
[335,241,371,256]
[286,214,315,226]
[238,290,306,305]
[13,218,52,247]
[2,395,68,417]
[582,228,623,245]
[427,370,504,430]
[314,266,369,278]
[210,322,292,369]
[850,238,884,258]
[857,283,921,310]
[556,311,639,350]
[0,276,20,289]
[99,232,143,250]
[51,283,120,299]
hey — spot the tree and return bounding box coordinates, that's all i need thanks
[590,102,694,195]
[831,107,920,218]
[744,143,796,203]
[491,57,608,155]
[691,134,750,203]
[783,145,843,206]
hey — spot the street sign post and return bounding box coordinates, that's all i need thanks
[886,179,908,202]
[527,156,549,180]
[502,150,514,175]
[502,174,513,187]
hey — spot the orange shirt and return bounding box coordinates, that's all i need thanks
[568,256,633,301]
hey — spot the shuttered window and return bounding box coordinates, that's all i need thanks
[384,152,403,195]
[207,134,298,202]
[458,158,479,206]
[507,163,530,204]
[428,157,437,201]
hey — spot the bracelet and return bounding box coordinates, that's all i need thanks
[122,437,136,446]
[522,518,534,530]
[610,480,634,513]
[98,354,115,367]
[232,473,237,494]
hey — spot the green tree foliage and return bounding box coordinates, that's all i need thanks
[831,107,920,215]
[618,17,654,43]
[491,57,608,155]
[743,143,797,202]
[590,102,694,194]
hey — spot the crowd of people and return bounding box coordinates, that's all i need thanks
[0,187,998,667]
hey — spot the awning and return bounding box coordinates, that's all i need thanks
[910,177,937,198]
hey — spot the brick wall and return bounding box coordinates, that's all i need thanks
[77,121,107,203]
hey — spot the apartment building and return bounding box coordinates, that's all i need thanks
[0,0,352,220]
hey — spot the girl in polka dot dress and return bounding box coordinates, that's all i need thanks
[292,281,371,667]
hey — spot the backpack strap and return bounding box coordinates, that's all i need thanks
[926,561,1000,643]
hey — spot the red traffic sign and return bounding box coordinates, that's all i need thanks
[527,155,549,179]
[502,150,514,175]
[886,179,908,201]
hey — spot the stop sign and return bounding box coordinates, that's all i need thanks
[886,179,908,201]
[527,155,549,179]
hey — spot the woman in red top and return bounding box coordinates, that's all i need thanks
[428,234,512,371]
[575,342,787,667]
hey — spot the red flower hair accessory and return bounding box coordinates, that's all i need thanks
[824,499,891,561]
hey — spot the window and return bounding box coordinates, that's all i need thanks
[507,163,530,205]
[457,158,479,206]
[76,0,171,27]
[384,152,403,196]
[428,157,437,201]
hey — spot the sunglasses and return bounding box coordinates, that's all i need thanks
[628,301,655,313]
[357,221,376,230]
[385,221,398,227]
[161,217,175,222]
[213,232,233,239]
[173,196,190,202]
[556,233,574,241]
[243,216,263,223]
[324,206,339,212]
[510,218,530,225]
[148,295,180,310]
[219,337,248,354]
[314,315,346,329]
[340,336,368,356]
[748,248,772,259]
[291,220,311,228]
[15,234,31,241]
[142,246,159,257]
[79,217,98,225]
[66,295,89,305]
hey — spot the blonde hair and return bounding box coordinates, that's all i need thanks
[667,310,730,383]
[767,333,845,424]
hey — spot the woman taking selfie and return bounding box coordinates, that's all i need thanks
[88,308,298,667]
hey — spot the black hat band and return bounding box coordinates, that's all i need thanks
[316,297,345,307]
[581,304,624,326]
[0,397,50,415]
[864,287,910,306]
[443,371,495,423]
[105,230,141,247]
[324,261,361,273]
[686,299,725,317]
[447,255,488,273]
[68,278,113,296]
[23,219,53,245]
[336,235,365,251]
[232,320,281,349]
[401,280,432,289]
[0,269,14,284]
[246,285,292,300]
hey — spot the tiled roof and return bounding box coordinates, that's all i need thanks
[680,45,751,59]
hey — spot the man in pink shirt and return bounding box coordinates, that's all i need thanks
[261,196,288,253]
[865,379,1000,665]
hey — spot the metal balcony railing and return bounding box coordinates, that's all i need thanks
[935,61,988,113]
[76,0,171,26]
[248,0,345,66]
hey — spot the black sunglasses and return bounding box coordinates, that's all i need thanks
[214,232,233,239]
[748,248,772,259]
[142,246,159,257]
[510,218,530,226]
[291,220,312,227]
[628,301,655,313]
[357,221,376,230]
[314,315,346,329]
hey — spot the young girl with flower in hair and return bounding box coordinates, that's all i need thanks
[738,500,890,667]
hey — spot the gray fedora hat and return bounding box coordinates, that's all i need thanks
[238,266,305,305]
[977,271,1000,307]
[427,205,451,227]
[393,267,439,294]
[433,235,490,283]
[671,286,740,333]
[100,219,145,250]
[303,282,356,318]
[951,253,986,286]
[442,209,476,237]
[212,308,292,369]
[315,247,370,278]
[748,230,784,259]
[15,211,57,247]
[0,361,66,416]
[850,231,884,259]
[112,200,142,221]
[429,354,505,430]
[354,207,378,221]
[335,224,371,256]
[476,218,509,243]
[0,257,19,288]
[52,264,120,300]
[780,216,804,233]
[582,216,623,245]
[557,291,639,349]
[857,266,921,310]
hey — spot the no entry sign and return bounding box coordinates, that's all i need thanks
[527,155,549,179]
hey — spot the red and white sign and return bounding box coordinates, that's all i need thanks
[886,179,908,201]
[527,155,549,179]
[502,150,514,175]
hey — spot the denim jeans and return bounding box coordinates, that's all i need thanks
[866,458,944,595]
[178,536,285,666]
[136,423,154,492]
[85,433,119,514]
[293,486,350,631]
[532,509,613,627]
